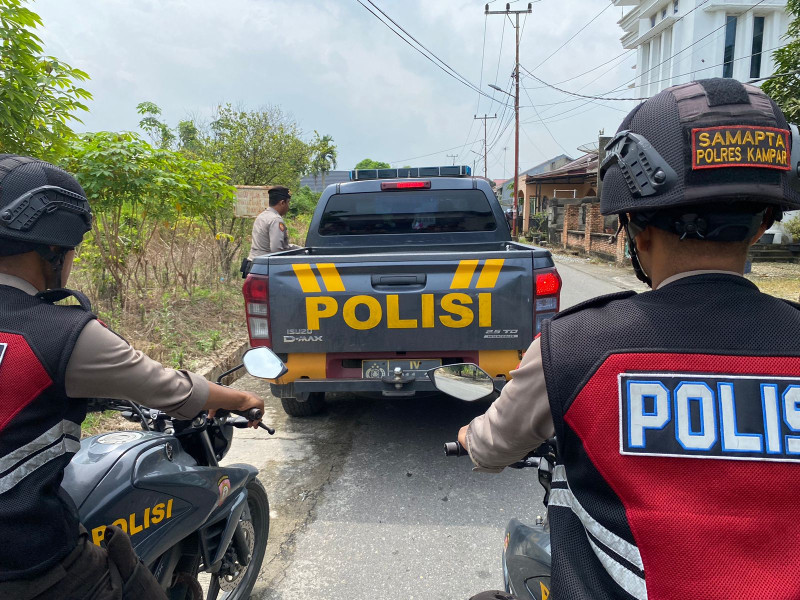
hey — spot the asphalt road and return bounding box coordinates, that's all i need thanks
[227,257,639,600]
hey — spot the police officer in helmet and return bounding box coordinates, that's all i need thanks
[0,156,265,599]
[459,79,800,600]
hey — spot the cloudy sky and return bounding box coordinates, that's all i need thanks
[35,0,641,179]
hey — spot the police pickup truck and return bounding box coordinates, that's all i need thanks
[242,165,561,416]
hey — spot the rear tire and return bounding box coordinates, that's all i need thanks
[280,392,325,417]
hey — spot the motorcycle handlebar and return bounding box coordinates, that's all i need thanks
[443,441,468,457]
[231,408,275,434]
[235,408,263,422]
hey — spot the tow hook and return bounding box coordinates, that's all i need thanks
[381,366,415,389]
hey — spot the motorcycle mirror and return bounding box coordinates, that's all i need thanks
[242,347,288,380]
[428,363,495,401]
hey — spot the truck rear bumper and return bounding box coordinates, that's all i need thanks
[271,377,506,398]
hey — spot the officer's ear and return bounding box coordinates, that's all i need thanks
[634,224,654,253]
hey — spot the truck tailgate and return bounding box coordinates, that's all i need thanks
[267,251,533,353]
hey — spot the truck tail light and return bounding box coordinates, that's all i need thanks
[243,274,271,345]
[535,271,561,297]
[534,268,561,333]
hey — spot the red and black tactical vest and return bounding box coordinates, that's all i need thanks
[540,273,800,600]
[0,285,95,580]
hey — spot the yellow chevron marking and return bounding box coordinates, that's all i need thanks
[292,264,322,293]
[450,260,479,289]
[476,259,505,288]
[316,263,345,292]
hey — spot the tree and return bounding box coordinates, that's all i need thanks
[202,104,314,187]
[62,131,234,301]
[0,0,91,158]
[310,132,338,188]
[763,0,800,122]
[354,158,391,170]
[174,104,315,272]
[137,101,175,149]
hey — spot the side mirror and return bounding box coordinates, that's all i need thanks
[428,363,495,401]
[242,347,288,380]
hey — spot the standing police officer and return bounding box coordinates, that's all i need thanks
[458,79,800,599]
[0,155,265,599]
[247,185,301,260]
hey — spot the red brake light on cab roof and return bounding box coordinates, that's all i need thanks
[535,271,561,296]
[380,180,431,190]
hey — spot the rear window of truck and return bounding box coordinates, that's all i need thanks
[318,190,497,236]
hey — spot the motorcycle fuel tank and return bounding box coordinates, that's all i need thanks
[63,430,256,565]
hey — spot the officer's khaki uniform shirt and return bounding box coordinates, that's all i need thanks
[0,274,210,419]
[248,207,299,260]
[465,269,743,472]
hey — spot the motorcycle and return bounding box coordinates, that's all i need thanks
[62,347,288,600]
[431,364,556,600]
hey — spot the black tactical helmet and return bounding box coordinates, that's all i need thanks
[0,155,92,256]
[599,79,800,286]
[600,78,800,219]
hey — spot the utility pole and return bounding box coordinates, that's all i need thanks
[486,2,532,238]
[474,114,497,178]
[446,154,458,166]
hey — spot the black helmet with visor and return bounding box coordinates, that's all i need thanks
[599,78,800,285]
[0,155,92,287]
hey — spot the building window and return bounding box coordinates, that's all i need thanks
[723,15,737,78]
[750,16,765,79]
[673,0,679,14]
[650,14,656,28]
[661,7,667,19]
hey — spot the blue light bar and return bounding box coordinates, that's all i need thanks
[349,165,472,181]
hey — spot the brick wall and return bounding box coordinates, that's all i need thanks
[560,200,628,264]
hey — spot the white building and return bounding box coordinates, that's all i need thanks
[614,0,790,96]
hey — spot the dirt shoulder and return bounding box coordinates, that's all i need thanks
[553,251,799,300]
[746,262,800,302]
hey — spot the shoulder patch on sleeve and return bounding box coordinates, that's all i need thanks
[279,222,286,232]
[551,290,637,322]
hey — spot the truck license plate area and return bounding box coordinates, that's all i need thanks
[362,359,441,380]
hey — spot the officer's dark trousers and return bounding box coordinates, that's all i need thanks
[0,526,167,600]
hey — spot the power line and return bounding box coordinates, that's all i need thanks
[389,140,483,166]
[522,85,571,154]
[355,0,512,107]
[528,1,613,73]
[521,0,713,98]
[521,67,649,101]
[525,40,794,104]
[486,12,508,116]
[607,0,768,96]
[522,0,778,107]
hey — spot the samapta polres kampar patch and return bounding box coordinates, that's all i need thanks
[691,125,791,171]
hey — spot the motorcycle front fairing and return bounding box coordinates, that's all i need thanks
[63,431,257,566]
[502,518,551,600]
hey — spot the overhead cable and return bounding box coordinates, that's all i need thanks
[528,1,613,73]
[355,0,512,107]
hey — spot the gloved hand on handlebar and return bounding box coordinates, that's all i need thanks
[205,385,265,429]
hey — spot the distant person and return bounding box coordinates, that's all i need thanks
[247,186,301,260]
